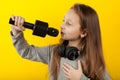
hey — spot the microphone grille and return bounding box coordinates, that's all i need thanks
[47,28,59,37]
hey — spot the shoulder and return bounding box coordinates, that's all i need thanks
[103,69,112,80]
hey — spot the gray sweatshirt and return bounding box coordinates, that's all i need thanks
[11,32,111,80]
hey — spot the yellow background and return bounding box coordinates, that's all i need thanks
[0,0,120,80]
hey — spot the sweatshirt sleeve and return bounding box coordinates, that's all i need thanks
[10,31,53,64]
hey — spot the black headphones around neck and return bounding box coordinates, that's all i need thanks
[58,41,81,60]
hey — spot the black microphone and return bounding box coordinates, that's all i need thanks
[9,18,59,37]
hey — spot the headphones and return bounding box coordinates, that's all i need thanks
[58,41,81,60]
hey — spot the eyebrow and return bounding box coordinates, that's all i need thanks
[64,16,72,22]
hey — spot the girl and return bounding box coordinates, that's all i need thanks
[10,3,111,80]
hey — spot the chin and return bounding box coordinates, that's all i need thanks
[61,35,70,40]
[61,37,65,40]
[61,37,69,40]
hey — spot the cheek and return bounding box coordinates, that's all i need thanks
[66,29,80,39]
[70,29,80,36]
[71,32,80,39]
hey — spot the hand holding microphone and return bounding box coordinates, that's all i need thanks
[9,16,59,37]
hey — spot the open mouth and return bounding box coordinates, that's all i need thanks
[61,31,64,34]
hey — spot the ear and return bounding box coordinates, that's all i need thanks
[80,29,87,38]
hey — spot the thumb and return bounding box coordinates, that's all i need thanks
[78,60,82,70]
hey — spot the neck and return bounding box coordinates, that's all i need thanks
[68,39,81,49]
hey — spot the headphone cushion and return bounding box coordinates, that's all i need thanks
[66,47,79,60]
[58,45,66,57]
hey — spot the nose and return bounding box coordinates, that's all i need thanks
[60,23,65,30]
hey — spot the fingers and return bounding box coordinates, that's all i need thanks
[20,17,25,26]
[62,61,83,80]
[63,70,70,79]
[15,16,18,26]
[11,25,24,31]
[11,15,15,21]
[10,15,25,31]
[62,63,74,79]
[62,64,70,79]
[63,63,73,69]
[63,63,70,72]
[11,15,25,26]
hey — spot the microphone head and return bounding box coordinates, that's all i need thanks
[47,27,59,37]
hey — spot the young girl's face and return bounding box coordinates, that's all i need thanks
[61,9,81,41]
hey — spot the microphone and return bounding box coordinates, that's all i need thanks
[9,18,59,37]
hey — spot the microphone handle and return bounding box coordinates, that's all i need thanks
[9,18,34,30]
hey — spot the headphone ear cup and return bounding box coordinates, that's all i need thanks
[66,47,79,60]
[58,45,66,57]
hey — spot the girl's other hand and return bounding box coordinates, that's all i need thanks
[62,60,83,80]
